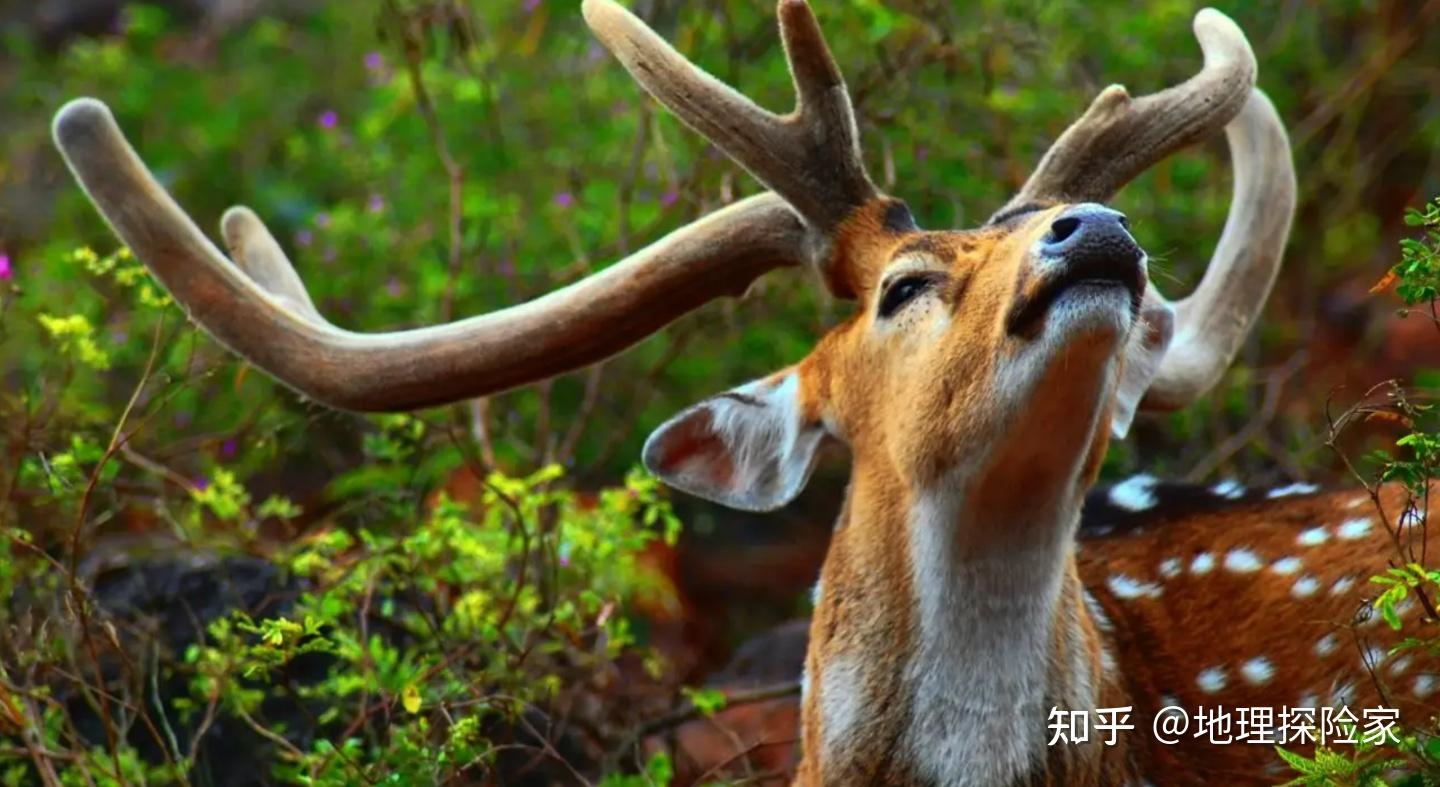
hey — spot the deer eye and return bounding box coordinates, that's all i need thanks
[878,275,935,318]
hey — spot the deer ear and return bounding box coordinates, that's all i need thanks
[1111,292,1176,439]
[643,371,826,512]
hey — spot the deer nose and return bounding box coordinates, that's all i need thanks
[1039,204,1142,266]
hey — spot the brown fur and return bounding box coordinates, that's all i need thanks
[1078,484,1434,784]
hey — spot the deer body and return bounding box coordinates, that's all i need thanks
[800,462,1430,786]
[56,1,1426,784]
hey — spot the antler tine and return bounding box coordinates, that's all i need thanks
[993,8,1256,217]
[1140,88,1296,410]
[53,97,808,412]
[583,0,877,251]
[220,206,329,326]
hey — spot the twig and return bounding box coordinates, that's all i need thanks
[64,313,166,785]
[1184,351,1306,482]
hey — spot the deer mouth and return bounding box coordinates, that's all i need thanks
[1006,253,1145,337]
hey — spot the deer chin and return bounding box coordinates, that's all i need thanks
[1046,284,1140,344]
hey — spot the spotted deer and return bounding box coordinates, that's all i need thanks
[50,1,1433,784]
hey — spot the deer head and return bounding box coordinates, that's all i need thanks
[636,5,1293,519]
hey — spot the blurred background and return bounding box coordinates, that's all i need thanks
[1,0,1438,784]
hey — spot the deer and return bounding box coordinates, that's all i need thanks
[48,1,1437,784]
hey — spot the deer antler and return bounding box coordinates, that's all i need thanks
[51,0,876,412]
[995,9,1256,214]
[584,0,880,295]
[1140,89,1295,409]
[999,8,1294,411]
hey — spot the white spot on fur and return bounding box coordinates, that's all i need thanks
[1390,655,1414,677]
[1337,517,1372,540]
[1292,576,1321,598]
[1271,556,1302,575]
[1241,657,1275,686]
[1109,574,1162,599]
[1268,482,1319,498]
[812,579,823,608]
[1083,589,1114,633]
[1109,474,1158,511]
[1297,692,1319,709]
[1399,508,1424,527]
[1415,675,1437,698]
[1191,553,1215,574]
[1361,645,1385,670]
[1297,526,1329,547]
[1330,576,1355,596]
[1211,479,1245,499]
[1196,667,1228,694]
[800,666,810,699]
[1315,633,1339,657]
[1224,548,1263,573]
[1159,557,1182,578]
[1160,694,1180,709]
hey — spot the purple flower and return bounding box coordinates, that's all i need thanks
[368,194,385,214]
[386,277,404,297]
[221,439,237,458]
[364,51,385,72]
[323,247,338,264]
[0,253,11,280]
[553,191,575,209]
[314,212,332,229]
[524,0,541,12]
[915,145,929,163]
[193,477,209,492]
[660,189,679,207]
[296,229,314,248]
[498,258,516,276]
[318,110,338,130]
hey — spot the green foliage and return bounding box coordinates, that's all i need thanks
[1295,201,1440,785]
[0,222,693,781]
[598,752,675,787]
[680,687,729,718]
[1393,198,1440,310]
[1,316,687,781]
[1275,742,1408,787]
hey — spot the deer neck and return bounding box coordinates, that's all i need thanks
[901,467,1108,785]
[809,380,1130,785]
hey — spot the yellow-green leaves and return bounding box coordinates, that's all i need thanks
[37,313,110,370]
